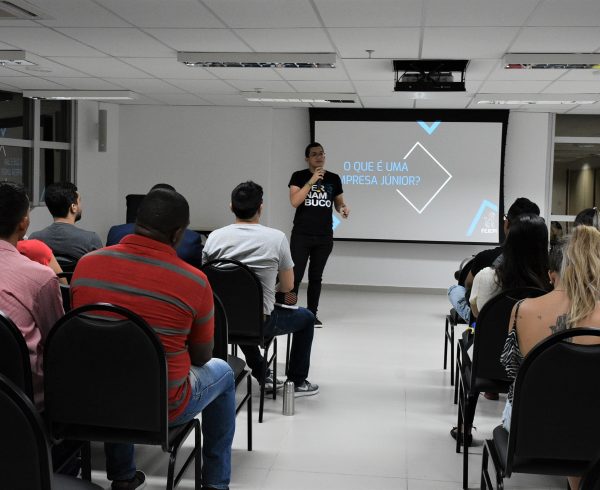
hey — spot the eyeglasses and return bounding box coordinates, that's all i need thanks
[309,151,325,158]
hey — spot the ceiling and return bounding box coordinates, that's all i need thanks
[1,0,600,112]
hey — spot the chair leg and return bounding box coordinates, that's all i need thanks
[454,342,461,405]
[285,333,291,376]
[444,315,449,370]
[449,321,455,386]
[481,443,490,490]
[81,441,91,481]
[259,357,267,423]
[247,373,252,451]
[272,338,277,401]
[462,394,478,490]
[195,420,202,490]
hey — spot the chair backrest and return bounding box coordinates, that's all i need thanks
[457,256,475,287]
[125,193,145,224]
[55,255,78,274]
[0,374,52,490]
[56,273,72,311]
[44,303,169,449]
[581,453,600,490]
[507,328,600,477]
[0,310,34,400]
[201,259,265,344]
[472,287,545,383]
[212,293,228,361]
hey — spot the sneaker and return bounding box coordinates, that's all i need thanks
[314,317,323,327]
[264,375,284,393]
[111,470,146,489]
[294,380,319,397]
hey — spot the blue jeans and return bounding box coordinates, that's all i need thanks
[448,284,471,323]
[105,358,235,489]
[240,306,315,385]
[502,400,512,431]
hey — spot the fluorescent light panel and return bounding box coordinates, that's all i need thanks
[474,93,599,105]
[503,53,600,69]
[23,90,136,100]
[178,52,336,68]
[243,91,356,103]
[0,50,34,66]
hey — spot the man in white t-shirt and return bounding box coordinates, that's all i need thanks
[202,181,318,397]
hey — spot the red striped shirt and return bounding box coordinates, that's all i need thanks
[71,234,213,421]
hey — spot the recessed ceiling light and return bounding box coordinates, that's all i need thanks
[503,53,600,69]
[178,52,336,69]
[0,50,34,66]
[22,90,136,100]
[243,91,356,103]
[474,93,600,105]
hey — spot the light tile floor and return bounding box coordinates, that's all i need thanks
[89,287,566,490]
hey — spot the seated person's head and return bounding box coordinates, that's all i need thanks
[548,237,567,288]
[231,181,263,221]
[497,213,549,290]
[44,182,81,221]
[0,182,30,241]
[574,207,600,230]
[504,197,540,235]
[135,188,189,247]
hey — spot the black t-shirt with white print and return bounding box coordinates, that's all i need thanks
[288,168,343,237]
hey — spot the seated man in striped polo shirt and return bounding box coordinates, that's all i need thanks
[72,188,235,490]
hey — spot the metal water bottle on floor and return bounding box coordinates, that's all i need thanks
[282,380,295,415]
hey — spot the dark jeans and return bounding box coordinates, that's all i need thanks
[290,232,334,316]
[240,306,315,385]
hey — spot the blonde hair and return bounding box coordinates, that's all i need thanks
[561,225,600,325]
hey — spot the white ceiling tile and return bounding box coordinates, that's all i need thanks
[123,58,216,79]
[415,96,472,109]
[40,77,124,90]
[314,0,422,27]
[342,59,393,81]
[487,65,568,81]
[205,67,283,81]
[30,0,130,27]
[148,93,211,105]
[47,57,150,78]
[353,80,395,96]
[96,0,224,28]
[275,66,349,81]
[511,27,600,52]
[560,70,600,82]
[55,28,173,57]
[466,60,500,80]
[165,79,238,95]
[234,28,333,52]
[423,27,519,58]
[543,80,600,93]
[204,0,320,28]
[145,29,250,52]
[226,80,295,92]
[103,78,185,93]
[5,54,90,78]
[566,103,600,114]
[466,80,483,92]
[528,0,600,27]
[0,76,70,89]
[0,27,108,57]
[288,80,355,92]
[116,95,163,105]
[360,96,414,108]
[425,0,538,26]
[0,20,37,27]
[515,105,572,113]
[328,28,420,58]
[478,80,552,93]
[0,67,30,77]
[0,80,20,90]
[0,40,20,49]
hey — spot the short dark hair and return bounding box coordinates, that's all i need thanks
[231,181,263,220]
[549,237,566,273]
[149,183,176,192]
[305,142,324,158]
[506,197,540,223]
[574,207,600,229]
[44,182,78,218]
[135,189,189,237]
[0,182,29,238]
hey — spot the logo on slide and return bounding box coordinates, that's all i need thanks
[417,120,441,135]
[395,142,452,214]
[466,200,498,237]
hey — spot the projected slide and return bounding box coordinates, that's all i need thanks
[313,110,507,244]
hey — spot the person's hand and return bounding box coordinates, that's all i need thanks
[309,167,325,185]
[340,205,350,219]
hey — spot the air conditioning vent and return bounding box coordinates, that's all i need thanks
[0,1,50,19]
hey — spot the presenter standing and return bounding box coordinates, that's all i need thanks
[288,142,350,326]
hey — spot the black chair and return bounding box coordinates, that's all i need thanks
[56,272,72,311]
[443,256,474,386]
[455,287,545,490]
[481,328,600,490]
[581,453,600,490]
[0,374,101,490]
[202,259,278,423]
[55,255,78,274]
[213,293,252,451]
[0,309,33,400]
[44,303,201,490]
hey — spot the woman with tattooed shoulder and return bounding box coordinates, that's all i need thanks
[501,225,600,490]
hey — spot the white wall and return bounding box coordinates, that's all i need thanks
[64,106,551,290]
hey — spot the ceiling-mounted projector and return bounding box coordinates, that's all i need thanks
[393,60,468,92]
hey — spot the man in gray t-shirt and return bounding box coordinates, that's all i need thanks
[203,181,318,397]
[30,182,102,260]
